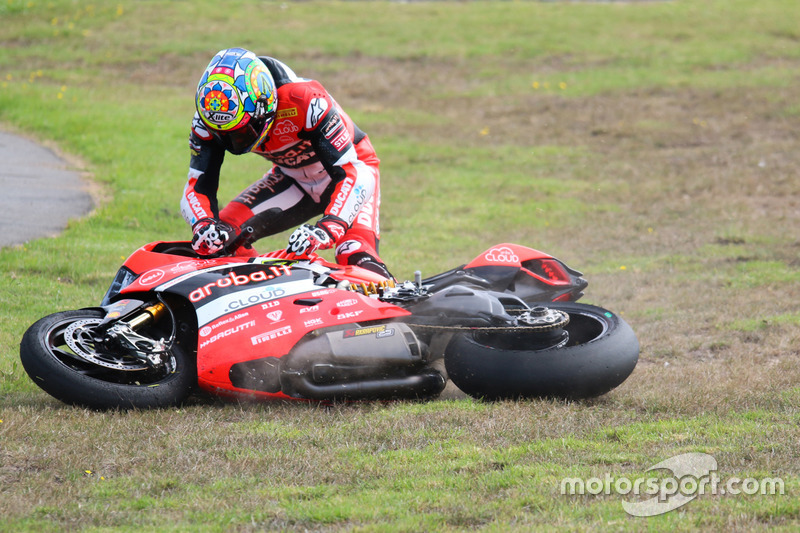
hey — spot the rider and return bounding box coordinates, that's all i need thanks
[180,47,392,279]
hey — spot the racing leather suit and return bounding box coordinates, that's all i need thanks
[180,57,387,276]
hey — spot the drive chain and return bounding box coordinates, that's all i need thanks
[407,318,569,334]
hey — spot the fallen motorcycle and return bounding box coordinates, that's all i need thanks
[20,229,639,409]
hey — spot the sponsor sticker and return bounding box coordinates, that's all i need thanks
[336,310,363,321]
[186,191,210,220]
[306,98,328,129]
[330,177,355,217]
[251,325,293,346]
[277,107,298,119]
[343,325,395,338]
[272,119,299,136]
[138,269,165,286]
[199,320,256,349]
[195,278,318,326]
[311,289,336,297]
[199,311,251,337]
[331,128,351,151]
[484,246,520,263]
[189,264,293,303]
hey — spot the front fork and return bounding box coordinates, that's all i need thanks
[97,300,172,368]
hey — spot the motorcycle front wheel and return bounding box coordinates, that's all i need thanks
[444,302,639,400]
[20,309,196,409]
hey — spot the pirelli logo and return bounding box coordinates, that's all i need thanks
[343,325,395,339]
[277,108,298,119]
[251,325,292,346]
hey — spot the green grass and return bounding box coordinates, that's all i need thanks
[2,0,800,531]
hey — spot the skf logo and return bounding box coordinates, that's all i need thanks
[336,310,364,321]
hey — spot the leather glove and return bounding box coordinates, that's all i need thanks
[191,218,234,256]
[286,223,333,257]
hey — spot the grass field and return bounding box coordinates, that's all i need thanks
[1,0,799,530]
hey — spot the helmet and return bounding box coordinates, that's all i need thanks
[195,48,277,154]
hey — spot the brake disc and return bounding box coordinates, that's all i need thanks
[63,319,149,371]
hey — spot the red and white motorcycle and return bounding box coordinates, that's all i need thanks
[20,230,639,409]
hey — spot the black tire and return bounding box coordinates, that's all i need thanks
[20,309,196,409]
[444,302,639,400]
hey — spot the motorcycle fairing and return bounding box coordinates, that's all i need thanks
[106,240,390,303]
[103,241,412,398]
[465,244,578,283]
[193,283,411,396]
[138,262,408,397]
[421,243,587,303]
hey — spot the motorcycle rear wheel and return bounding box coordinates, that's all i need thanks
[20,309,196,409]
[444,302,638,400]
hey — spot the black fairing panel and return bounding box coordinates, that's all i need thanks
[401,285,519,327]
[422,264,587,304]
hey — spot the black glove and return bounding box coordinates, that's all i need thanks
[191,218,234,256]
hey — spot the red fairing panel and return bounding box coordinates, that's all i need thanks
[465,243,576,288]
[120,244,252,290]
[464,243,555,269]
[195,288,409,398]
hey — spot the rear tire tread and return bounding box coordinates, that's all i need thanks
[444,302,639,399]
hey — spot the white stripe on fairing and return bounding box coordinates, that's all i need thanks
[195,278,318,326]
[156,263,242,292]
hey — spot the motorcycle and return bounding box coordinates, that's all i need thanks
[20,228,639,409]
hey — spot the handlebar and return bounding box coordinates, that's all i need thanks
[210,223,317,261]
[219,225,256,257]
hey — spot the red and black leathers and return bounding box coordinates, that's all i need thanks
[181,56,389,277]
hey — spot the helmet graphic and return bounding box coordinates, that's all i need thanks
[196,48,277,154]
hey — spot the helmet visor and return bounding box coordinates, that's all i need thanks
[213,117,262,155]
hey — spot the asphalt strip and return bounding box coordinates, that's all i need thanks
[0,128,94,248]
